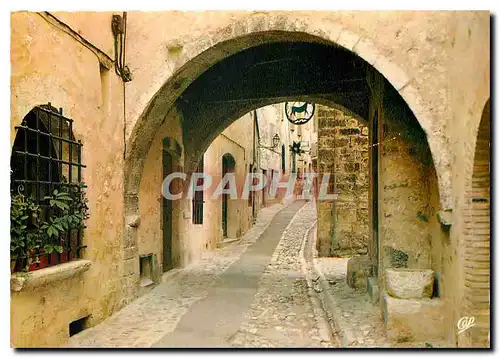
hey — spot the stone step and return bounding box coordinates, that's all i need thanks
[383,294,446,343]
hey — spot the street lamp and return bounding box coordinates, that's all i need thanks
[272,133,280,148]
[259,133,281,150]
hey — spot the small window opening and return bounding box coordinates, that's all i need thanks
[69,315,90,337]
[432,272,440,298]
[140,254,154,287]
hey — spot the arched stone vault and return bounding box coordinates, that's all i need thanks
[124,14,452,211]
[181,95,367,174]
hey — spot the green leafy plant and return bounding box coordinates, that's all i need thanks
[10,183,89,273]
[41,188,74,254]
[10,192,43,271]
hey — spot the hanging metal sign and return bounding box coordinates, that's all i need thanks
[285,102,315,125]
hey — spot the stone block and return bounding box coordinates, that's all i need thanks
[126,215,141,227]
[340,128,360,135]
[346,255,371,291]
[436,210,453,226]
[123,246,138,260]
[386,268,434,299]
[336,30,361,51]
[383,294,446,343]
[123,257,139,277]
[11,260,91,292]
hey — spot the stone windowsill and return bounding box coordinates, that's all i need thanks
[11,259,91,292]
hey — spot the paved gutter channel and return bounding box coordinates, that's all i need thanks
[300,218,340,346]
[308,222,358,347]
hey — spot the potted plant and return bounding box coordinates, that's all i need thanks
[10,184,89,273]
[10,192,42,273]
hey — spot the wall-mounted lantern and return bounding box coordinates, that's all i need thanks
[272,133,280,148]
[259,133,281,151]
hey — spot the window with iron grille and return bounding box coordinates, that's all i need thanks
[10,103,87,272]
[192,156,204,225]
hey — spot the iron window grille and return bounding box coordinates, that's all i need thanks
[192,157,204,225]
[10,103,87,271]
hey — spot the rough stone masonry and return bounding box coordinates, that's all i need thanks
[316,105,369,257]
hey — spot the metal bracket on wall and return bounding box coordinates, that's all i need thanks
[112,13,132,82]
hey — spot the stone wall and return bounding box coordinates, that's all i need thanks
[10,12,124,347]
[316,105,369,257]
[137,106,185,280]
[137,109,256,285]
[376,85,445,326]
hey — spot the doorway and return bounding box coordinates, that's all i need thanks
[262,169,267,207]
[222,153,236,238]
[162,146,173,272]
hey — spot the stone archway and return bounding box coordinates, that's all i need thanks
[460,98,490,347]
[124,14,451,210]
[121,15,450,304]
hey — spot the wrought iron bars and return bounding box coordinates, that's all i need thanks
[11,103,87,270]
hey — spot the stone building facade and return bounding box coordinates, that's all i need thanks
[10,11,490,348]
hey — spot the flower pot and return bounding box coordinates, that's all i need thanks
[28,250,73,272]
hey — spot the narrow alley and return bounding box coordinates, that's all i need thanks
[66,201,338,348]
[10,11,490,349]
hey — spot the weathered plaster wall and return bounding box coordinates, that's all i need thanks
[11,12,124,347]
[445,12,490,347]
[137,110,256,284]
[48,11,115,59]
[376,87,444,335]
[379,127,432,272]
[202,113,254,247]
[137,107,184,279]
[258,104,282,177]
[427,163,455,343]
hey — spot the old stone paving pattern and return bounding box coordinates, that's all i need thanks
[66,202,286,348]
[314,257,449,347]
[67,201,338,348]
[228,201,338,348]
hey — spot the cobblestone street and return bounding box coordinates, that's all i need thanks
[228,201,337,348]
[67,201,339,348]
